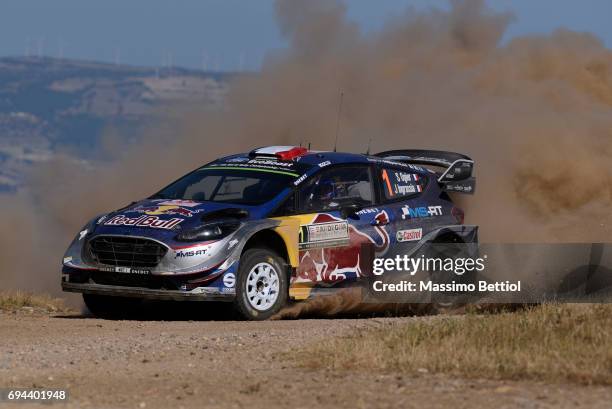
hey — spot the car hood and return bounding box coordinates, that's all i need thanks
[91,199,254,242]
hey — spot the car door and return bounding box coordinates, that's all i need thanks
[291,164,391,285]
[376,165,432,252]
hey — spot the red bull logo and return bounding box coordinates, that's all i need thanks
[134,200,204,218]
[104,214,183,230]
[296,212,390,283]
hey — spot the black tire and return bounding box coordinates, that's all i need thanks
[233,247,289,320]
[83,294,142,319]
[427,236,478,312]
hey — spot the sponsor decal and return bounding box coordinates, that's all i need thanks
[78,229,88,240]
[226,157,249,163]
[96,215,108,225]
[318,160,331,168]
[175,248,207,259]
[134,200,203,218]
[191,286,235,295]
[400,205,443,220]
[355,207,379,215]
[247,159,294,168]
[223,273,236,288]
[396,228,423,242]
[206,163,300,177]
[104,214,183,230]
[228,239,239,249]
[100,266,151,275]
[299,220,350,250]
[444,183,473,193]
[297,212,390,283]
[210,158,295,168]
[294,173,308,186]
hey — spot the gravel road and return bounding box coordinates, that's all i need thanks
[1,310,610,409]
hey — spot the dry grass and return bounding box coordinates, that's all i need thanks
[296,304,612,385]
[0,291,69,313]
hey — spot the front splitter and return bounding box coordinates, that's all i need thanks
[62,282,234,302]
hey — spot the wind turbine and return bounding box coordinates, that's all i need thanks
[37,37,44,58]
[114,47,121,66]
[239,51,245,72]
[58,38,65,60]
[202,51,208,72]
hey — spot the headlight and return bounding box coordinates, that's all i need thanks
[74,214,105,243]
[176,220,241,242]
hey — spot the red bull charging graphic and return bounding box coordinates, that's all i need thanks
[296,212,390,283]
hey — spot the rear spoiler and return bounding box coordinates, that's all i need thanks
[374,149,475,194]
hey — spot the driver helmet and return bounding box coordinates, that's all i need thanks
[318,179,336,200]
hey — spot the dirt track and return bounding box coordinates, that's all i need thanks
[1,311,610,409]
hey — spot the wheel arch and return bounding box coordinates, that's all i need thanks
[411,224,479,259]
[432,231,465,244]
[242,229,296,268]
[426,225,479,244]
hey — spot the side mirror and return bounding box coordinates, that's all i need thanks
[340,203,363,219]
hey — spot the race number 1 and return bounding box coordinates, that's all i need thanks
[381,169,394,197]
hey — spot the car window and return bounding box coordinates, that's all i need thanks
[298,166,374,212]
[154,168,292,205]
[183,175,222,200]
[380,167,427,200]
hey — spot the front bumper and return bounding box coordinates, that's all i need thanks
[62,281,234,302]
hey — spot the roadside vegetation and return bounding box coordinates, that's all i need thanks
[0,291,69,313]
[296,304,612,385]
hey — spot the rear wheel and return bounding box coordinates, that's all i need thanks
[427,235,478,312]
[83,294,142,319]
[234,248,288,320]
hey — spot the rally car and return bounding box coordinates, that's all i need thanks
[62,146,477,319]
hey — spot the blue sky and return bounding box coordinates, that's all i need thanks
[1,0,610,71]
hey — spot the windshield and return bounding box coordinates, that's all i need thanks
[152,168,294,205]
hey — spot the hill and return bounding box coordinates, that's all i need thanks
[0,56,231,190]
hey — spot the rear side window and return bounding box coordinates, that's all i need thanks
[380,168,427,200]
[298,165,374,212]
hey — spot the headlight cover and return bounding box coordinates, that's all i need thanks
[175,220,241,242]
[73,214,105,244]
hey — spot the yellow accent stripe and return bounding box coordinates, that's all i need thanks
[269,214,318,268]
[289,286,313,300]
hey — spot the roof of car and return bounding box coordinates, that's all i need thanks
[209,146,431,177]
[299,151,370,165]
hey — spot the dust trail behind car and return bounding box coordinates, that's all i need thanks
[2,0,612,301]
[271,288,433,319]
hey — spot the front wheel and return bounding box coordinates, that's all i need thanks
[233,248,288,320]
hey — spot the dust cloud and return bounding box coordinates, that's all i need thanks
[2,0,612,297]
[271,288,431,319]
